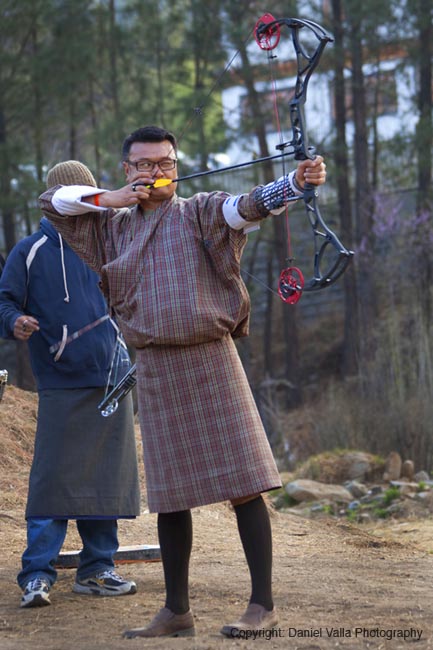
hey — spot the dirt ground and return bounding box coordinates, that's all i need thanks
[1,386,433,650]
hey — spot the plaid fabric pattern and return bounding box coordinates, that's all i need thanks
[136,336,282,513]
[40,187,283,512]
[40,190,266,348]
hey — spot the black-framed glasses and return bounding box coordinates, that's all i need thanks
[127,158,177,173]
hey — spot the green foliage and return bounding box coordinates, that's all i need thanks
[0,0,232,247]
[382,486,400,506]
[269,487,297,509]
[373,507,390,519]
[346,507,359,522]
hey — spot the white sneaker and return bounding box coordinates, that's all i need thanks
[21,577,51,608]
[72,569,136,596]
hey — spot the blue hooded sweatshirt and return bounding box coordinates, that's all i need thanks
[0,218,116,390]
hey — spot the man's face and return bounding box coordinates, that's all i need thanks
[123,140,178,204]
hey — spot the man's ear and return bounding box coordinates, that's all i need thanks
[122,161,130,177]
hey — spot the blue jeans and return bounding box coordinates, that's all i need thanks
[17,518,119,589]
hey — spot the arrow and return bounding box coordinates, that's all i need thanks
[134,149,299,189]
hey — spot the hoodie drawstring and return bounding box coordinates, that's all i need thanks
[58,233,70,303]
[54,324,68,362]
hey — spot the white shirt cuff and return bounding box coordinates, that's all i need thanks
[222,196,260,234]
[52,185,108,216]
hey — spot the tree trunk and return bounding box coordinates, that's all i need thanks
[89,79,102,184]
[413,0,433,322]
[348,13,377,355]
[30,23,44,185]
[415,0,433,213]
[108,0,122,144]
[331,0,359,376]
[0,104,16,253]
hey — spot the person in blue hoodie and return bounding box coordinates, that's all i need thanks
[0,161,141,608]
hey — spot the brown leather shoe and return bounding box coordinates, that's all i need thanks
[220,603,278,637]
[123,607,195,638]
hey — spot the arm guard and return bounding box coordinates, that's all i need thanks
[253,170,303,215]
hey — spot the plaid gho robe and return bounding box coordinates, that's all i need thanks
[41,189,282,512]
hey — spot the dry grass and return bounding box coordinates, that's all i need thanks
[0,385,37,509]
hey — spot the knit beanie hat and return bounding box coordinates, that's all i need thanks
[46,160,97,189]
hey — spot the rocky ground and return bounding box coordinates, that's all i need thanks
[1,385,433,650]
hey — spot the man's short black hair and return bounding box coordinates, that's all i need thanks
[122,126,178,160]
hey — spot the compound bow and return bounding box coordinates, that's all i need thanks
[254,13,354,303]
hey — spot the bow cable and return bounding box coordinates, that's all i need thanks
[255,13,305,304]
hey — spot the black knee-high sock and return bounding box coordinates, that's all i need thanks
[157,510,192,615]
[234,496,274,611]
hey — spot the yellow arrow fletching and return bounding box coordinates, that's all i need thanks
[152,178,173,188]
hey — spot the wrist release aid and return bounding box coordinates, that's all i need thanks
[254,170,302,215]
